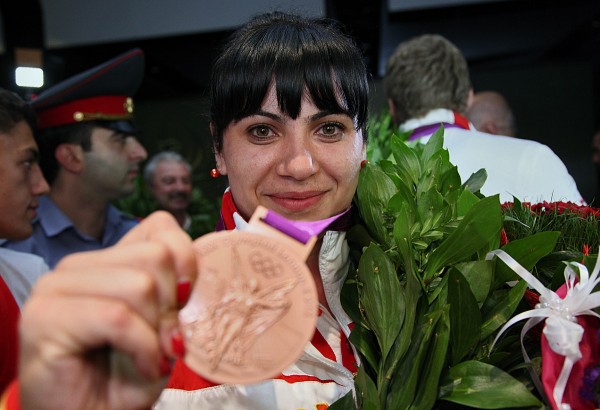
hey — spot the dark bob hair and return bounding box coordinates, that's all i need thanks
[210,12,370,153]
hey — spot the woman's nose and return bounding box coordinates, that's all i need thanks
[278,138,317,180]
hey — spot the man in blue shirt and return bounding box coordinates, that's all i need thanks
[2,49,148,268]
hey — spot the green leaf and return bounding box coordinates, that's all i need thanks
[346,223,375,254]
[439,360,542,408]
[355,365,379,410]
[386,305,445,409]
[429,123,446,139]
[340,271,362,326]
[393,202,416,273]
[427,272,449,305]
[379,269,422,407]
[388,189,417,216]
[391,134,422,188]
[356,163,397,246]
[409,305,451,410]
[448,269,482,365]
[463,168,488,194]
[416,156,442,197]
[480,280,527,340]
[328,390,357,410]
[348,323,380,373]
[357,244,404,363]
[440,164,462,197]
[379,160,404,190]
[421,123,444,162]
[417,188,444,230]
[457,188,480,217]
[493,231,560,289]
[455,260,493,305]
[425,195,502,281]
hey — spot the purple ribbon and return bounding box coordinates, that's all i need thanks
[408,122,463,141]
[262,208,351,244]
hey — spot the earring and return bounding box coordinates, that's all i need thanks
[360,160,369,169]
[210,168,221,178]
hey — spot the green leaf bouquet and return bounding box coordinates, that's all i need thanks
[332,127,589,409]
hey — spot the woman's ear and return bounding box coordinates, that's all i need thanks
[55,143,84,174]
[214,152,227,176]
[210,121,227,176]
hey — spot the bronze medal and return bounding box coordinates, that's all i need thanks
[180,229,318,385]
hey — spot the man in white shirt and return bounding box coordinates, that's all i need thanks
[384,34,584,204]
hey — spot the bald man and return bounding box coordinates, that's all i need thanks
[466,91,516,137]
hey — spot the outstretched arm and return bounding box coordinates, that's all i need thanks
[18,211,196,410]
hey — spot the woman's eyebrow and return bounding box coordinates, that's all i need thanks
[307,110,352,122]
[247,109,352,123]
[253,110,284,122]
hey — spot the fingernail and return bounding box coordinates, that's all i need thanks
[171,331,186,358]
[177,280,191,305]
[159,354,172,376]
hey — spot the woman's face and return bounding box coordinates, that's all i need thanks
[215,84,366,221]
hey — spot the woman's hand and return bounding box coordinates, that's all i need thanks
[19,211,196,410]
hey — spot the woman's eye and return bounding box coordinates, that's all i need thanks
[251,125,271,138]
[322,124,338,135]
[319,122,344,138]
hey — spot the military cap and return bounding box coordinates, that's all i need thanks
[31,48,144,134]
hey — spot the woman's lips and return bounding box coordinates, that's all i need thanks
[268,192,325,212]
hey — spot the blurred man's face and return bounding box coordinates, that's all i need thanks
[149,160,192,214]
[82,127,148,200]
[0,121,49,240]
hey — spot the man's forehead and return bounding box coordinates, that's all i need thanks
[0,135,38,158]
[0,121,34,141]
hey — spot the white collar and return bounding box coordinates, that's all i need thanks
[399,108,473,132]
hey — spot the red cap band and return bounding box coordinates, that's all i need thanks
[36,95,133,129]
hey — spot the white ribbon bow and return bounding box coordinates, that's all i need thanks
[487,249,600,410]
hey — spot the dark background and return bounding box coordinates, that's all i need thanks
[2,0,600,203]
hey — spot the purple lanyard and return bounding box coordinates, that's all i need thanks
[262,207,351,244]
[407,122,464,141]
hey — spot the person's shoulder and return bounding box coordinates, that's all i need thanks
[107,204,140,224]
[0,247,46,262]
[0,247,49,272]
[118,212,140,224]
[461,129,550,149]
[35,196,75,234]
[1,234,38,254]
[114,208,141,232]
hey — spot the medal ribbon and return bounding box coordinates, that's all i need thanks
[217,188,352,240]
[407,112,471,141]
[262,208,351,244]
